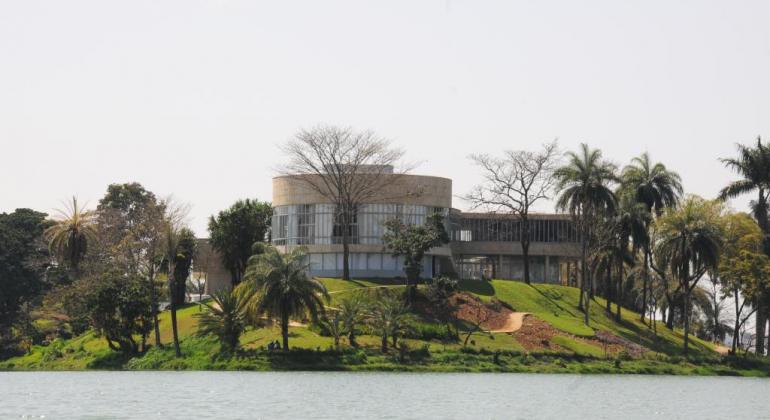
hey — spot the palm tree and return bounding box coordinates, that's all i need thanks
[45,197,97,278]
[620,153,682,324]
[720,137,770,355]
[555,144,618,324]
[367,293,414,352]
[241,246,329,350]
[319,311,344,351]
[611,195,650,321]
[196,288,254,352]
[163,223,182,357]
[656,196,723,356]
[339,293,367,348]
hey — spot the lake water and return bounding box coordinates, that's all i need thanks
[1,372,768,419]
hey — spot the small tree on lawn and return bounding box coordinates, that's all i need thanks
[461,296,499,347]
[382,213,449,303]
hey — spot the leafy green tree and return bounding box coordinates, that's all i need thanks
[382,213,449,302]
[425,276,459,338]
[97,183,166,350]
[367,292,415,352]
[554,144,618,324]
[655,196,723,356]
[719,137,770,355]
[0,209,50,355]
[45,197,97,278]
[208,199,272,286]
[65,272,153,355]
[620,153,682,323]
[718,212,768,352]
[196,288,254,353]
[240,246,329,350]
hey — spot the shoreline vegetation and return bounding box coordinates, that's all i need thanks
[3,279,769,376]
[4,137,770,377]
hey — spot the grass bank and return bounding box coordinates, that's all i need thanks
[1,278,768,376]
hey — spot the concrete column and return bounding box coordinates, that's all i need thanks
[545,255,550,283]
[498,255,503,280]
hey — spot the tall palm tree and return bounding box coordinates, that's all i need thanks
[656,196,723,356]
[45,197,97,278]
[611,194,651,321]
[241,246,329,350]
[555,144,618,324]
[720,137,770,355]
[163,223,182,357]
[621,153,682,324]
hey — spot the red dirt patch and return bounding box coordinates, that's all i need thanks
[453,293,513,331]
[512,316,560,351]
[512,316,646,356]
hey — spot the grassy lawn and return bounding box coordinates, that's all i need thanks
[1,277,752,374]
[459,279,717,357]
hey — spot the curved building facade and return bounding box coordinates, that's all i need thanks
[271,171,453,279]
[199,168,583,294]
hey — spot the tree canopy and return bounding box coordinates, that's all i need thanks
[208,199,272,286]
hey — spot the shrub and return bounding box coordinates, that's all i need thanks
[403,320,456,342]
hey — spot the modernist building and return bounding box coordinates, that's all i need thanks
[201,167,580,293]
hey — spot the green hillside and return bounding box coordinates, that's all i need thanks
[2,278,767,375]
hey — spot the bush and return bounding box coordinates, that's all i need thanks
[342,349,367,365]
[403,320,456,342]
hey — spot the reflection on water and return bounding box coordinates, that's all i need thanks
[1,371,768,420]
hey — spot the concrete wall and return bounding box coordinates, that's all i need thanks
[273,174,453,208]
[194,239,231,294]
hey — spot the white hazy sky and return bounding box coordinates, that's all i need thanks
[2,0,769,235]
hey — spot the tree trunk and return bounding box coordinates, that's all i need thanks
[605,262,612,314]
[756,188,768,355]
[342,210,351,281]
[579,236,587,313]
[381,334,388,352]
[522,217,531,284]
[641,249,649,324]
[169,272,181,357]
[281,311,290,351]
[733,290,741,354]
[683,288,691,357]
[348,330,358,348]
[755,300,766,356]
[615,257,623,322]
[149,264,161,348]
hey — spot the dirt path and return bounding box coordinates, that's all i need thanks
[489,312,529,333]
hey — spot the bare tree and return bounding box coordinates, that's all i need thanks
[464,141,559,284]
[461,296,498,347]
[280,125,411,280]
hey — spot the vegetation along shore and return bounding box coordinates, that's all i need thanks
[3,128,770,376]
